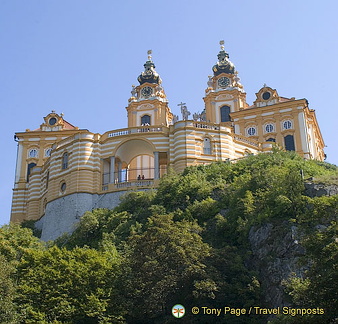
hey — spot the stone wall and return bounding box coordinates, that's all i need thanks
[38,191,128,241]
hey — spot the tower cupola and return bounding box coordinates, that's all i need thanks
[212,40,235,76]
[127,50,172,127]
[137,50,161,85]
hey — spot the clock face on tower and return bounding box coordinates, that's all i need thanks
[141,86,153,98]
[217,77,230,88]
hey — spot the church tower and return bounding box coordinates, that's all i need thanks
[204,41,247,124]
[126,50,173,127]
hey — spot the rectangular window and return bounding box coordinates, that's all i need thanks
[284,135,295,151]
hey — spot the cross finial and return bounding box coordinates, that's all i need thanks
[220,40,225,51]
[263,83,267,88]
[147,49,152,60]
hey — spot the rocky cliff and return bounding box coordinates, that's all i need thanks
[248,183,338,310]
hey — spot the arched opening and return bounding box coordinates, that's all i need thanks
[203,137,212,155]
[284,135,295,151]
[46,171,49,189]
[266,138,276,142]
[27,162,37,182]
[220,106,231,122]
[102,139,168,188]
[141,114,151,125]
[62,152,68,169]
[129,155,154,181]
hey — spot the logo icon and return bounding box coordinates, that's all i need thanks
[172,304,185,318]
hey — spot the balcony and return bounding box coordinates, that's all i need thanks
[101,166,166,192]
[103,126,169,140]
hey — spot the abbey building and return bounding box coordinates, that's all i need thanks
[10,43,325,239]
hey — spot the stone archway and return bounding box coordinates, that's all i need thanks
[108,139,161,184]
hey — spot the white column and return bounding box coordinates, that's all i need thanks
[125,166,129,182]
[15,142,23,184]
[110,156,115,183]
[118,161,122,182]
[298,111,310,158]
[154,151,159,179]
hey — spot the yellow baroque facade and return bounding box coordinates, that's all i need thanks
[11,44,325,233]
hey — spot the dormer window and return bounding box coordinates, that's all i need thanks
[262,92,271,100]
[49,117,57,125]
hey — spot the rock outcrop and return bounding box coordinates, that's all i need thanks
[248,222,306,308]
[248,182,338,310]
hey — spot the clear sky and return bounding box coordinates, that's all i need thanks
[1,0,337,226]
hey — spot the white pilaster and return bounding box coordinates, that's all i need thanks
[15,142,23,184]
[110,156,115,183]
[154,151,159,179]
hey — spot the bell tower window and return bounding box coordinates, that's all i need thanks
[220,106,231,122]
[141,115,151,125]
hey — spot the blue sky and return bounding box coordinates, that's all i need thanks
[1,0,337,226]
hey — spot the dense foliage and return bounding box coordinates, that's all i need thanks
[1,150,337,323]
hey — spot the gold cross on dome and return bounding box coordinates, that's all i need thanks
[220,40,225,50]
[147,50,152,60]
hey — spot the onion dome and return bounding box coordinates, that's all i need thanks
[212,40,235,76]
[137,50,161,85]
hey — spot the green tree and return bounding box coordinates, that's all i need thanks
[0,254,19,323]
[0,223,43,262]
[120,214,213,322]
[283,221,338,323]
[16,246,123,323]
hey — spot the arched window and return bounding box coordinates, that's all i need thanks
[27,162,36,182]
[266,138,276,142]
[43,198,47,213]
[28,148,38,158]
[203,138,211,155]
[60,182,67,193]
[62,152,68,169]
[247,127,256,136]
[45,148,52,157]
[220,106,231,122]
[265,124,274,133]
[141,115,151,125]
[284,135,295,151]
[283,120,292,130]
[46,171,49,189]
